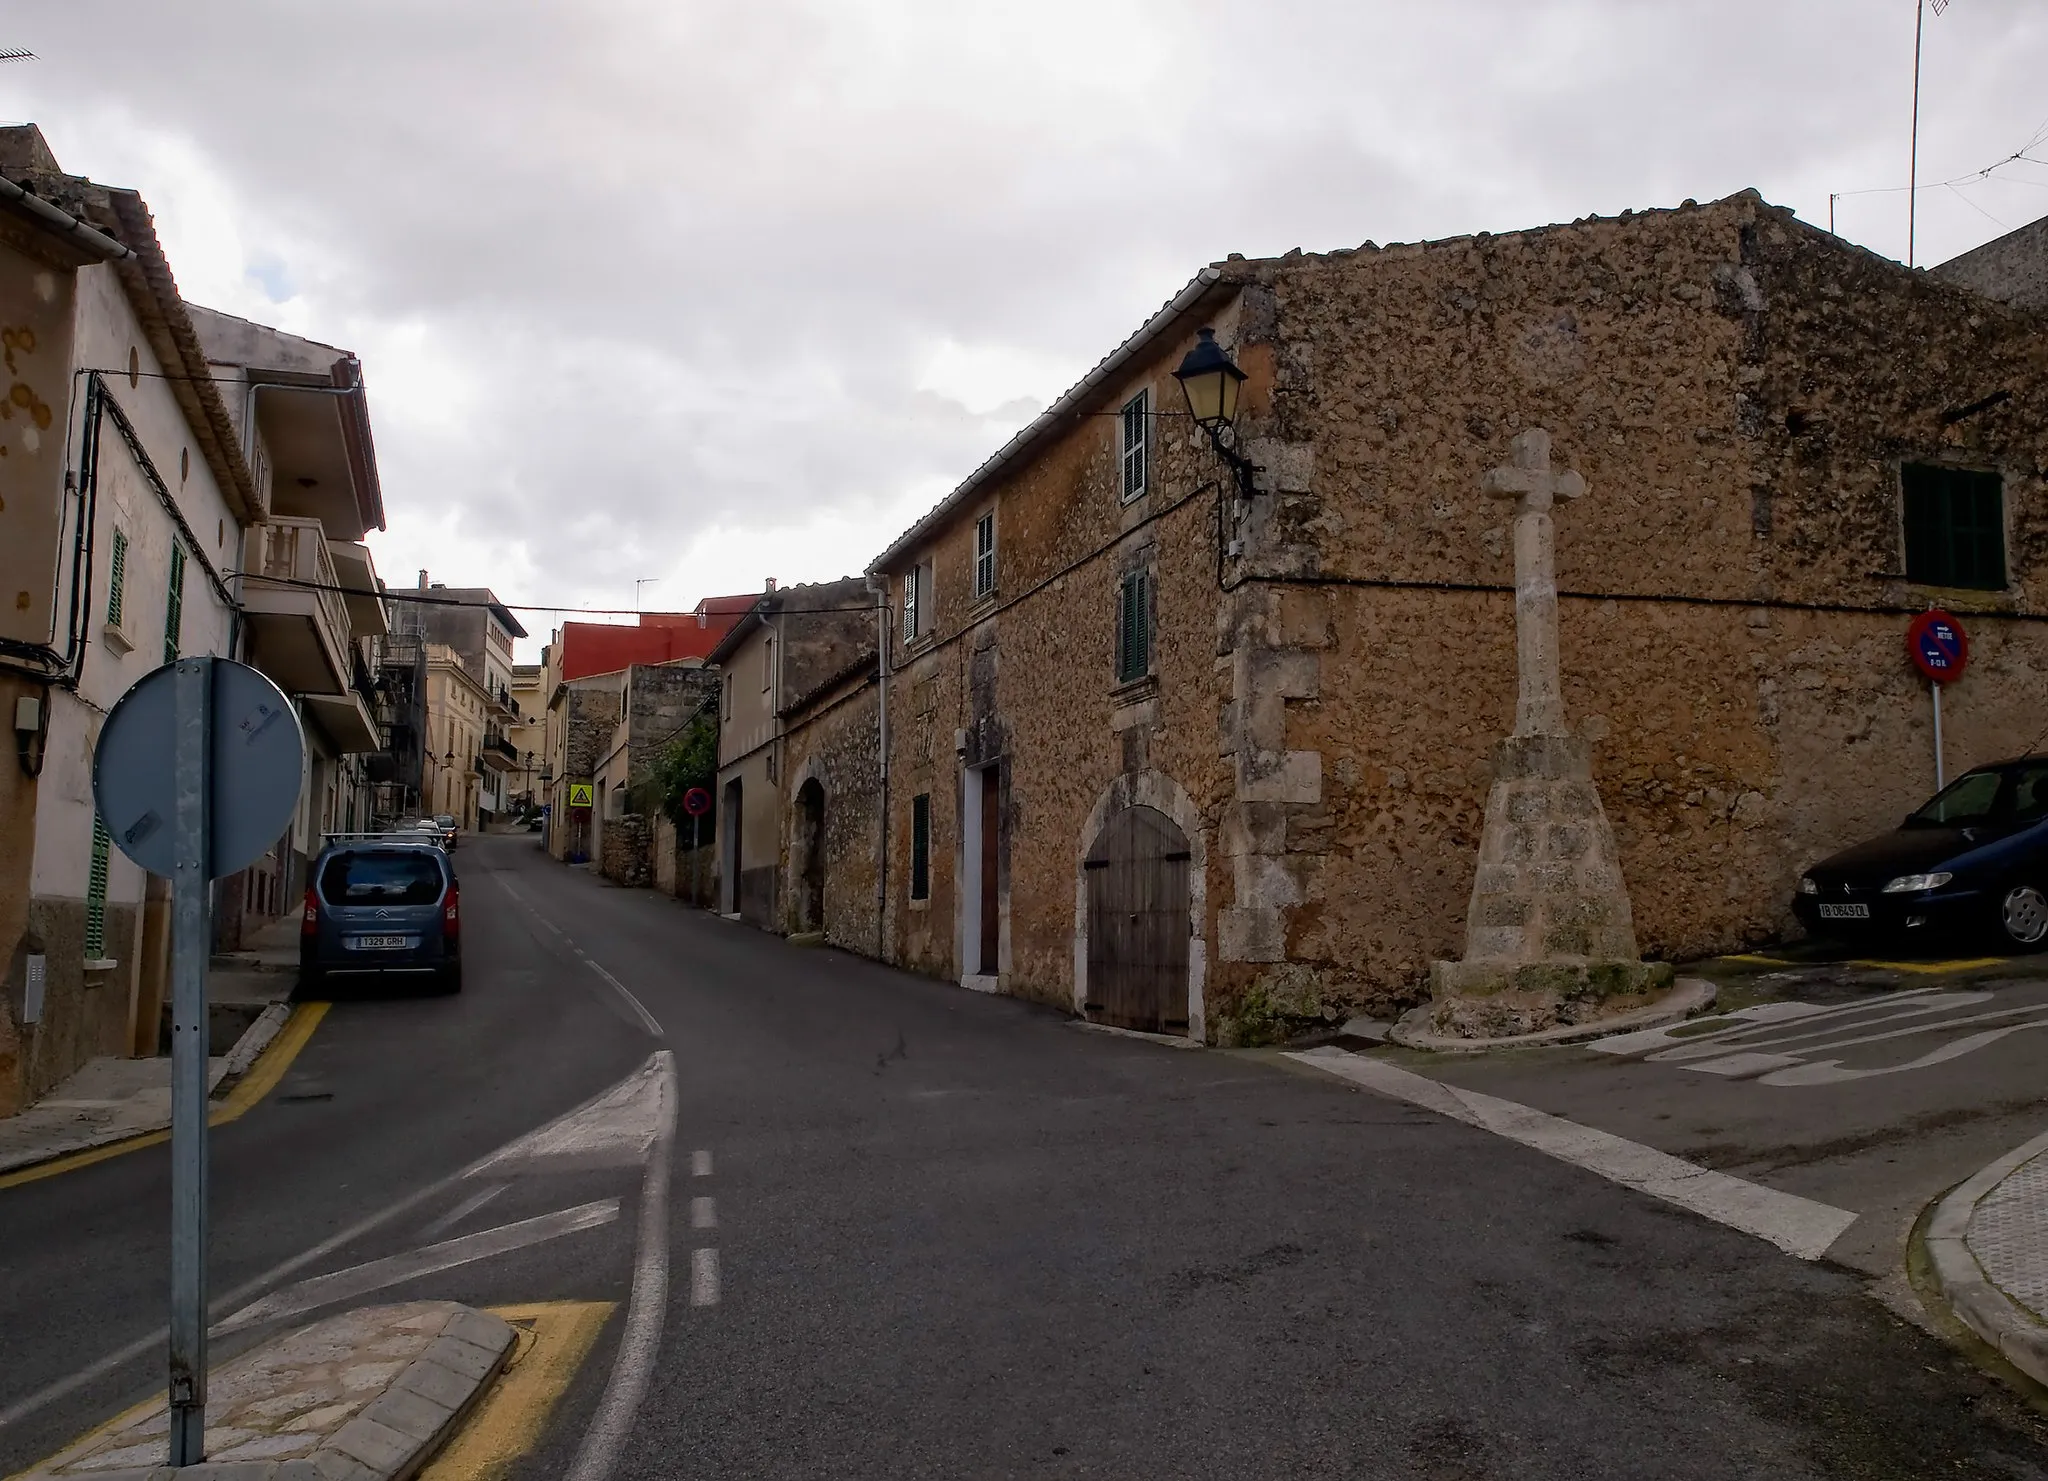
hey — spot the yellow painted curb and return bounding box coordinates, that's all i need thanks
[421,1301,615,1481]
[1852,956,2008,975]
[0,1002,330,1192]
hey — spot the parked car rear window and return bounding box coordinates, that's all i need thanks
[319,850,446,906]
[2013,765,2048,825]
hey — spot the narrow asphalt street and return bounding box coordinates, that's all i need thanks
[5,832,2048,1480]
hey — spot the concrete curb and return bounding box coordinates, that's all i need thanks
[216,1002,294,1088]
[22,1305,516,1481]
[1386,976,1717,1053]
[1924,1128,2048,1389]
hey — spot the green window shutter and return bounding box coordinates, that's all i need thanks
[86,815,110,959]
[1903,464,2005,591]
[164,542,186,665]
[910,793,930,900]
[107,529,127,628]
[1116,571,1151,684]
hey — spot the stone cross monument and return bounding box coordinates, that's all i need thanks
[1428,429,1671,1037]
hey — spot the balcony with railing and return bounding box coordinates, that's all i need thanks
[482,724,520,772]
[241,516,378,751]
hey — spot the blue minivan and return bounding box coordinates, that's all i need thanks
[300,836,462,993]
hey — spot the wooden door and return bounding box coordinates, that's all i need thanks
[1084,805,1191,1034]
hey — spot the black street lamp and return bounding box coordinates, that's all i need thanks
[1172,326,1261,499]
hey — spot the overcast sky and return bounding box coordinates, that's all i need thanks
[7,2,2046,656]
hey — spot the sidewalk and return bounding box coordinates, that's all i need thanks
[1928,1128,2048,1390]
[0,919,299,1178]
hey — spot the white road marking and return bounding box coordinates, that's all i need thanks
[1760,1024,2048,1086]
[691,1248,720,1307]
[1682,1052,1805,1078]
[691,1195,716,1230]
[220,1199,621,1331]
[420,1181,509,1239]
[583,956,665,1040]
[474,1053,671,1174]
[564,1051,678,1481]
[1287,1049,1858,1260]
[692,1148,713,1177]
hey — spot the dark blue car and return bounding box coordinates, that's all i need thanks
[300,836,462,993]
[1793,756,2048,951]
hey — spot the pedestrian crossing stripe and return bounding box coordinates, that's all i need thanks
[568,783,593,808]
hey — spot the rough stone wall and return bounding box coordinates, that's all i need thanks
[653,814,718,907]
[548,675,622,862]
[874,328,1236,1014]
[600,813,652,888]
[624,662,717,778]
[776,678,882,951]
[773,579,877,712]
[1216,191,2048,1026]
[1931,212,2048,312]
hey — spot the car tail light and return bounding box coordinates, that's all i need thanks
[442,882,460,938]
[301,888,319,936]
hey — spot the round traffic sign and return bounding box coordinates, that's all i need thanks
[1907,609,1969,684]
[93,658,305,879]
[682,786,712,818]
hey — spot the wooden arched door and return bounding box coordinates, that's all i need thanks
[1083,804,1192,1034]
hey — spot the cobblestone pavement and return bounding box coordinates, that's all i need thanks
[18,1301,512,1481]
[1967,1149,2048,1322]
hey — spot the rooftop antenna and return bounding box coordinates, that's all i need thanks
[1908,0,1951,268]
[634,577,659,611]
[0,49,37,62]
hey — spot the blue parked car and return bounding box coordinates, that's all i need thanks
[300,835,462,993]
[1794,756,2048,951]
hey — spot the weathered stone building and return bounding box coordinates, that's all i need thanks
[708,579,881,940]
[590,660,720,884]
[862,189,2048,1044]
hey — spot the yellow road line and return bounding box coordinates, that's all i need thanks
[421,1301,615,1481]
[0,1002,330,1192]
[1716,953,1798,967]
[1852,957,2008,974]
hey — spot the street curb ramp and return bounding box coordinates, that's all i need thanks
[1925,1128,2048,1390]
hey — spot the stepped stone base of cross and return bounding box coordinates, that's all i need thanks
[1428,733,1672,1038]
[1427,429,1672,1039]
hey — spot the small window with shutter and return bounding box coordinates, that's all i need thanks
[1120,390,1149,503]
[107,529,128,629]
[1903,463,2006,591]
[1115,569,1153,685]
[164,542,186,665]
[85,816,111,960]
[973,512,996,600]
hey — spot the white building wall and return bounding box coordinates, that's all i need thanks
[29,262,245,914]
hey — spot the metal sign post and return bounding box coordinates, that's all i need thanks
[1906,610,1969,793]
[682,787,711,908]
[95,657,304,1468]
[168,659,212,1464]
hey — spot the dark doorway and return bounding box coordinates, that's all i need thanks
[977,763,1000,974]
[794,778,825,933]
[720,777,743,916]
[1083,804,1191,1034]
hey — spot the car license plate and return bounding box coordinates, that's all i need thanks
[350,935,415,950]
[1816,904,1870,920]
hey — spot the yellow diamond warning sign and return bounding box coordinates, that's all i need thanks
[568,782,594,808]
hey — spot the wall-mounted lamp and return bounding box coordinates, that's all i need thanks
[1172,326,1261,499]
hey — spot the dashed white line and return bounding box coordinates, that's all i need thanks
[692,1148,713,1177]
[691,1247,720,1307]
[1287,1048,1857,1260]
[691,1195,716,1230]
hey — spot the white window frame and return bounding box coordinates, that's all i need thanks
[1119,389,1149,504]
[903,559,932,643]
[972,511,997,601]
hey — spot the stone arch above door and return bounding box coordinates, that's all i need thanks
[1072,769,1206,1042]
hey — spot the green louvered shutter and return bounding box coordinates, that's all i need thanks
[85,816,110,959]
[164,542,186,665]
[1115,570,1151,684]
[107,529,127,628]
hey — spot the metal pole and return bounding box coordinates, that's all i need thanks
[1909,0,1924,267]
[692,813,700,906]
[1932,678,1946,790]
[168,657,213,1465]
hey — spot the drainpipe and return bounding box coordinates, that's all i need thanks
[0,175,132,260]
[865,572,890,960]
